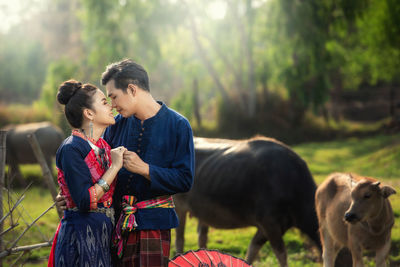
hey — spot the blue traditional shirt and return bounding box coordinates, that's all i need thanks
[104,102,195,230]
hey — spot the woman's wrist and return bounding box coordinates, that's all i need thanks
[108,164,120,173]
[97,179,110,192]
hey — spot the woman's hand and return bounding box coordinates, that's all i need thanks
[110,146,127,170]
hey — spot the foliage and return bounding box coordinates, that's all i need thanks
[170,90,194,122]
[327,0,400,89]
[0,104,50,128]
[0,0,399,138]
[34,59,79,135]
[0,34,47,103]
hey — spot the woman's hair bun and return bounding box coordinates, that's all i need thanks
[57,80,82,105]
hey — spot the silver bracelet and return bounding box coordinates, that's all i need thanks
[97,179,110,192]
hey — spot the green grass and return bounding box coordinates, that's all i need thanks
[2,133,400,266]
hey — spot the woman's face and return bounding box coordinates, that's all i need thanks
[91,89,115,127]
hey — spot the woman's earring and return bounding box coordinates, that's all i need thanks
[89,120,93,139]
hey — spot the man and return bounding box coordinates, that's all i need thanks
[103,59,195,267]
[57,59,195,267]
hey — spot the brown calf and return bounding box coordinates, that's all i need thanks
[315,173,396,267]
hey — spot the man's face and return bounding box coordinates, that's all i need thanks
[106,79,135,118]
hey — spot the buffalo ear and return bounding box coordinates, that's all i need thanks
[380,185,396,198]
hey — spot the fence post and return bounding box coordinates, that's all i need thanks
[27,133,63,218]
[0,131,7,267]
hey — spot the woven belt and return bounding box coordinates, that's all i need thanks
[68,207,115,225]
[113,195,175,258]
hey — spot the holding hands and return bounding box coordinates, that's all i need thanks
[123,150,150,180]
[110,146,127,170]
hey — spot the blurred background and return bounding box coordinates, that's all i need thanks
[1,0,399,143]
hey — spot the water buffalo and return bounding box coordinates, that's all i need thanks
[173,136,321,266]
[3,122,64,182]
[316,173,396,267]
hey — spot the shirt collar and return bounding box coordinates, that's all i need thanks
[134,101,167,125]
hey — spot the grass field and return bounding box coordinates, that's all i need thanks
[1,133,400,266]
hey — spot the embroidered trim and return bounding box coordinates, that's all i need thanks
[88,186,97,210]
[71,129,96,144]
[68,207,115,225]
[72,130,110,170]
[103,198,112,208]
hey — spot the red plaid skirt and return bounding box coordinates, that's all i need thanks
[115,229,171,267]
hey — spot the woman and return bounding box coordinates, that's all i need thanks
[48,80,126,266]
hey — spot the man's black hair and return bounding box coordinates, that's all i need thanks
[101,59,149,92]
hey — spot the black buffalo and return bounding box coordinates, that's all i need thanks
[173,137,321,266]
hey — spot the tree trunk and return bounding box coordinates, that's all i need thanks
[186,9,231,105]
[0,131,6,267]
[193,78,202,128]
[389,83,395,120]
[205,35,246,111]
[245,0,256,117]
[330,70,343,122]
[28,134,63,218]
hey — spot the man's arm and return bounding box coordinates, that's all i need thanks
[149,119,195,195]
[123,120,195,195]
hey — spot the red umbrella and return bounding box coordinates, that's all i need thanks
[168,249,253,267]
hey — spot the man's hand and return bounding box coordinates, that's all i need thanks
[55,192,67,211]
[123,151,150,180]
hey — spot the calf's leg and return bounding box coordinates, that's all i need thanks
[348,241,364,267]
[321,226,340,267]
[375,239,390,267]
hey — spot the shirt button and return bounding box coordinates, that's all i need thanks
[129,175,133,178]
[142,128,145,131]
[139,133,143,136]
[138,138,142,141]
[137,149,141,153]
[138,144,141,147]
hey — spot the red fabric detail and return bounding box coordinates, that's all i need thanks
[71,129,97,144]
[84,138,116,204]
[57,137,115,209]
[88,186,98,210]
[103,198,113,208]
[57,168,76,209]
[48,221,62,267]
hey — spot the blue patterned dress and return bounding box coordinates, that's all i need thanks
[52,133,115,267]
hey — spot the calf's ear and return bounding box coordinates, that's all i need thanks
[380,185,396,198]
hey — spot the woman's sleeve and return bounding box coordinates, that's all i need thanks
[60,145,96,211]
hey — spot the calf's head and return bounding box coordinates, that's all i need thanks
[344,180,396,224]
